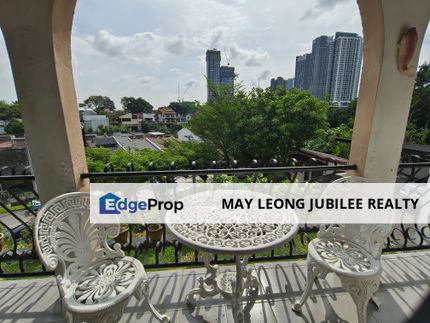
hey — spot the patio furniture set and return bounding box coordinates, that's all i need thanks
[34,176,390,323]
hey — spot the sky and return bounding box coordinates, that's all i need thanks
[0,0,429,108]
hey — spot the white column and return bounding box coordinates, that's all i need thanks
[0,0,89,202]
[350,0,430,182]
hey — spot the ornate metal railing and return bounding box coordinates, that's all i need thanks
[0,161,429,277]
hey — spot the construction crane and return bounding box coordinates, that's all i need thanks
[177,83,192,102]
[198,40,218,51]
[224,46,231,66]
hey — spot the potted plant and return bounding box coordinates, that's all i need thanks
[114,224,130,245]
[147,224,163,242]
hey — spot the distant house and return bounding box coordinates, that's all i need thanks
[155,108,177,124]
[119,113,155,131]
[177,128,201,142]
[83,115,109,133]
[0,120,8,134]
[113,133,163,151]
[92,136,118,149]
[78,107,96,121]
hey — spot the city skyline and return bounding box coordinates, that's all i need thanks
[295,32,363,106]
[0,0,429,108]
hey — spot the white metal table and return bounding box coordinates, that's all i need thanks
[166,191,299,322]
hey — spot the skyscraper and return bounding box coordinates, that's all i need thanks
[270,77,287,90]
[329,32,363,107]
[220,65,235,87]
[206,49,221,101]
[310,36,333,99]
[270,77,294,90]
[294,32,363,106]
[294,54,312,90]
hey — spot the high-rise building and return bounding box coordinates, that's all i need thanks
[220,65,235,87]
[310,36,333,99]
[294,32,363,106]
[270,77,287,90]
[270,77,295,90]
[294,54,312,90]
[206,49,221,101]
[329,32,363,107]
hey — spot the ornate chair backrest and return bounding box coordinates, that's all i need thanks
[34,192,124,280]
[317,176,393,259]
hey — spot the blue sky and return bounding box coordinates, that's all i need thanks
[1,0,429,108]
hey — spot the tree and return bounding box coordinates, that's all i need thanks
[121,97,154,113]
[188,85,245,162]
[5,118,25,135]
[0,101,20,120]
[83,95,116,112]
[188,86,328,164]
[306,125,352,158]
[409,62,430,130]
[328,99,356,129]
[168,101,196,115]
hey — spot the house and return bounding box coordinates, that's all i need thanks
[113,133,163,151]
[0,120,8,134]
[92,136,119,149]
[119,113,156,131]
[155,108,177,124]
[177,128,201,142]
[82,115,109,133]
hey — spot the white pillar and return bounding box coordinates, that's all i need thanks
[0,0,89,202]
[350,0,430,182]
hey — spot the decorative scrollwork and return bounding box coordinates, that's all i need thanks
[315,239,374,273]
[74,260,136,305]
[171,223,294,252]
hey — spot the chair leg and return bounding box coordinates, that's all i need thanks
[340,277,380,323]
[292,263,320,312]
[135,280,171,323]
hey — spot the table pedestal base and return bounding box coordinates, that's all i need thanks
[186,253,258,323]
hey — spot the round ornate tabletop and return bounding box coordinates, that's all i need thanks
[166,190,299,255]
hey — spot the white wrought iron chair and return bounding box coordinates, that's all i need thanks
[292,176,392,323]
[34,192,170,323]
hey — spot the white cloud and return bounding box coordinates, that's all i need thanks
[166,34,186,55]
[230,44,270,67]
[85,29,187,65]
[301,0,348,20]
[139,76,157,85]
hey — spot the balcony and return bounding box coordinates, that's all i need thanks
[0,251,429,322]
[1,164,430,322]
[0,0,430,322]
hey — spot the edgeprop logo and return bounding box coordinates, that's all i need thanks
[99,193,183,214]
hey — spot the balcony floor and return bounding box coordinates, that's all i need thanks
[0,251,429,323]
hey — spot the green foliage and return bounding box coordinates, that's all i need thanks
[121,96,154,113]
[188,86,328,164]
[83,95,116,112]
[5,118,24,135]
[306,125,352,158]
[85,140,220,172]
[0,100,20,121]
[168,101,196,115]
[328,99,356,129]
[405,123,430,144]
[97,125,113,136]
[409,62,430,132]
